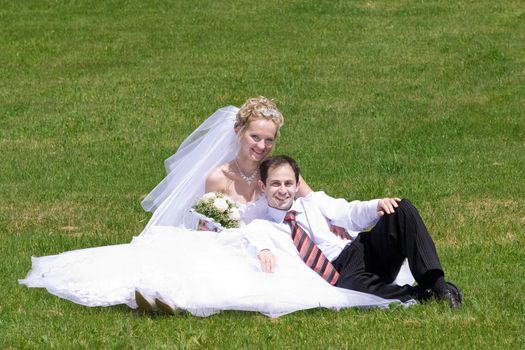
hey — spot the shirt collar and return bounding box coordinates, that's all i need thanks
[267,200,303,224]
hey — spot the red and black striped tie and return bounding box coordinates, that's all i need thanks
[284,210,340,285]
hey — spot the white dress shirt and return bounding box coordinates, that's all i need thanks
[243,191,380,261]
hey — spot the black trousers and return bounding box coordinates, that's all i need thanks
[332,199,444,302]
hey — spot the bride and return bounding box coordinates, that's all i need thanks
[19,97,410,317]
[139,96,311,234]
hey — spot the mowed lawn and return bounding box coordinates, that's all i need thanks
[1,0,524,348]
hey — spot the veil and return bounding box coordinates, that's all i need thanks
[139,106,240,236]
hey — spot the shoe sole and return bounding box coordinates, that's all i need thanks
[135,290,158,312]
[155,298,184,315]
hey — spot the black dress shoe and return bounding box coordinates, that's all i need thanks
[416,286,434,303]
[436,282,462,309]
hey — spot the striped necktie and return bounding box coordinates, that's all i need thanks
[284,210,340,285]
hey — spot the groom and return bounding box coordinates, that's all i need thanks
[244,155,462,308]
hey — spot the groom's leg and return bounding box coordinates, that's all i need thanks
[366,199,444,286]
[333,235,418,302]
[333,199,445,301]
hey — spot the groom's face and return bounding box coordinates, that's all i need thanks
[259,163,299,210]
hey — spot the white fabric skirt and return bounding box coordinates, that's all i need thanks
[20,227,411,317]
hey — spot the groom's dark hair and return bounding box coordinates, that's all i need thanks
[259,155,300,184]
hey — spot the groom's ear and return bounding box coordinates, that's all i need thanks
[258,179,266,193]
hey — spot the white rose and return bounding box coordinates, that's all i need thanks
[213,198,229,212]
[202,192,217,200]
[229,208,240,221]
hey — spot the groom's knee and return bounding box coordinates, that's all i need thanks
[398,199,419,215]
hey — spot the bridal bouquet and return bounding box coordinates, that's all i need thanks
[190,192,240,230]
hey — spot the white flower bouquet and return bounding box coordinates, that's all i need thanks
[190,192,240,231]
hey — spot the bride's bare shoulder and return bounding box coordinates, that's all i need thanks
[205,163,235,192]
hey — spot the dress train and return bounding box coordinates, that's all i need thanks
[20,227,409,317]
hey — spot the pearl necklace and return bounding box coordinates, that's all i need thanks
[235,159,258,184]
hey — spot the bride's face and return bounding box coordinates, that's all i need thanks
[237,119,278,162]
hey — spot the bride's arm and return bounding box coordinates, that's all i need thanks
[296,175,313,198]
[199,168,225,231]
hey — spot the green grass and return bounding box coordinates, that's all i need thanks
[1,0,524,348]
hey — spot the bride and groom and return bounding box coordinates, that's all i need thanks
[20,97,461,317]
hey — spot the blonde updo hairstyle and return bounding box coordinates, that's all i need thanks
[234,96,284,136]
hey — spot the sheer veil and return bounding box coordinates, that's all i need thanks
[139,106,240,236]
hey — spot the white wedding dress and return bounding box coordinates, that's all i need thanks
[19,198,410,318]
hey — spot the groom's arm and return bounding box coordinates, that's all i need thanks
[322,194,402,230]
[312,192,381,232]
[242,220,278,273]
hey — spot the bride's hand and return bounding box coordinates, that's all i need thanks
[330,225,352,240]
[198,220,218,232]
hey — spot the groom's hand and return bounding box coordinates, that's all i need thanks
[258,249,276,273]
[377,198,401,216]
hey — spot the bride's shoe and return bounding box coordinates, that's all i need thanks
[155,298,183,315]
[135,290,158,312]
